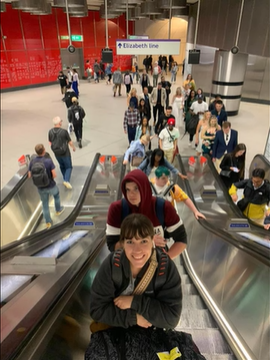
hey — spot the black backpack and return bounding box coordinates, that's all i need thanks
[186,114,199,135]
[31,159,50,188]
[49,129,68,156]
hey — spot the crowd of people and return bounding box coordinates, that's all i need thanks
[29,54,270,358]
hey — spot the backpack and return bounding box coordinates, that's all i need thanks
[31,159,50,188]
[112,248,169,294]
[124,74,131,85]
[186,114,199,135]
[49,129,68,156]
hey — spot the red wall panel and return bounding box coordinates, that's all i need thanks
[6,51,30,87]
[28,50,47,84]
[20,12,43,50]
[81,13,95,48]
[1,4,25,51]
[0,52,12,89]
[1,6,133,89]
[40,10,59,49]
[44,49,62,82]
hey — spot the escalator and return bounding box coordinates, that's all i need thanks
[177,154,270,252]
[1,162,92,247]
[3,157,269,360]
[248,154,270,180]
[1,154,126,360]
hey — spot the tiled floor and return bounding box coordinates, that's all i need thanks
[1,74,269,189]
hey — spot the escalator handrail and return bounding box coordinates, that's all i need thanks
[0,172,28,211]
[204,153,270,234]
[249,153,270,177]
[182,250,255,360]
[176,154,270,264]
[0,153,101,254]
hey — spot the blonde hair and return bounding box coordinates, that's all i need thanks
[209,115,219,129]
[53,116,62,125]
[175,87,182,96]
[141,134,150,143]
[130,88,137,96]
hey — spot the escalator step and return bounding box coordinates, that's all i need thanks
[176,264,187,275]
[177,309,217,329]
[182,295,207,310]
[181,274,191,284]
[182,283,198,295]
[202,355,236,360]
[179,329,234,355]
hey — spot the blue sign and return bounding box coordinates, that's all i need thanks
[74,221,94,226]
[229,223,250,228]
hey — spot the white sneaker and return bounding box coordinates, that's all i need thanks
[189,142,192,146]
[63,181,72,189]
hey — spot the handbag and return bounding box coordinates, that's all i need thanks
[131,156,144,167]
[172,145,179,162]
[220,155,233,178]
[220,170,231,178]
[85,326,206,360]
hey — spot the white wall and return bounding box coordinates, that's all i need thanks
[134,17,188,69]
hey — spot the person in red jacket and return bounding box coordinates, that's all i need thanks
[106,169,187,259]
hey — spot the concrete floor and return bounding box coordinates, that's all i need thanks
[1,74,269,189]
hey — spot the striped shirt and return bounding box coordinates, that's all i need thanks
[123,109,140,132]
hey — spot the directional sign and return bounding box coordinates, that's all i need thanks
[116,39,180,55]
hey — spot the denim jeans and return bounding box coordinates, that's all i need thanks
[127,125,136,144]
[38,185,61,223]
[153,74,159,87]
[171,73,176,82]
[56,156,73,182]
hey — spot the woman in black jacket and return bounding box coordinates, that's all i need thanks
[219,143,246,189]
[89,213,182,330]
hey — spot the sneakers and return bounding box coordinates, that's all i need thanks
[69,124,73,133]
[78,140,82,149]
[113,93,116,97]
[56,207,65,216]
[63,181,72,189]
[189,142,192,146]
[46,222,52,229]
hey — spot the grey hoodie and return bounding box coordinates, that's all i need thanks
[113,70,123,84]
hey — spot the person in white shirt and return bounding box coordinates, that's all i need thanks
[159,118,179,163]
[189,95,208,119]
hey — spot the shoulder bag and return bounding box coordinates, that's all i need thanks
[220,156,233,178]
[166,127,179,162]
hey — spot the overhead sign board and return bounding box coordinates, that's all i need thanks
[129,35,149,40]
[116,39,180,55]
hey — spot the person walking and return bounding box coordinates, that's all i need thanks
[159,118,179,163]
[63,84,77,109]
[93,59,100,83]
[57,71,68,98]
[66,67,73,87]
[105,63,113,84]
[28,144,64,229]
[123,103,140,144]
[72,69,79,97]
[140,70,150,92]
[152,61,161,87]
[112,67,123,97]
[48,116,76,189]
[124,71,133,95]
[161,75,171,109]
[139,87,152,121]
[170,62,178,83]
[151,82,167,126]
[68,97,86,149]
[85,60,92,82]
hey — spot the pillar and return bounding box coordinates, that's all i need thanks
[211,50,248,116]
[184,4,197,79]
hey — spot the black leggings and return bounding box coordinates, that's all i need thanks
[189,134,194,142]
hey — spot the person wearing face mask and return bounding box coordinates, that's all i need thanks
[229,168,270,223]
[151,167,205,220]
[106,169,187,259]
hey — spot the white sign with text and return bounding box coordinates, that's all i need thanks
[116,39,181,55]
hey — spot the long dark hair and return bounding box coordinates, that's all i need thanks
[138,98,145,111]
[187,90,196,106]
[150,148,165,167]
[231,143,246,179]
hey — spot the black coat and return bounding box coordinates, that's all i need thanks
[219,154,245,189]
[90,249,182,329]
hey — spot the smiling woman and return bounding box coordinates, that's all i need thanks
[86,214,207,359]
